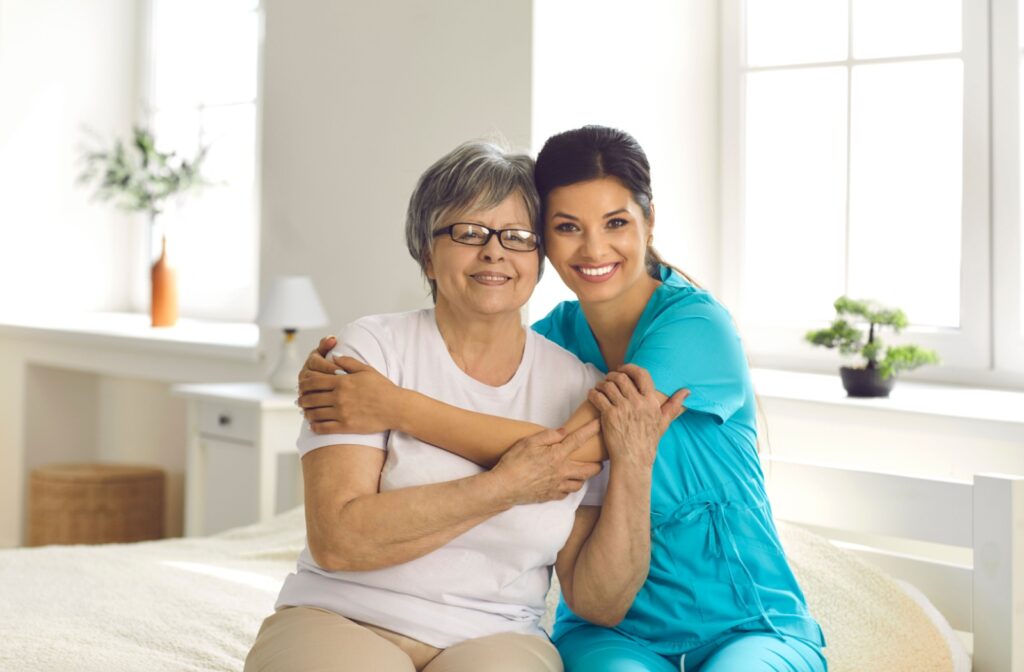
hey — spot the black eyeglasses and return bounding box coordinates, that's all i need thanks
[432,223,539,252]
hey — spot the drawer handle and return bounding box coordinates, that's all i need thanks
[218,414,232,427]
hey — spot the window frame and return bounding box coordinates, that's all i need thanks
[993,0,1024,375]
[719,0,1023,387]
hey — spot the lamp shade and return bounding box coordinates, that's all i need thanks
[257,275,329,329]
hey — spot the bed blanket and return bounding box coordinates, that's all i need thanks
[0,508,306,672]
[0,508,961,672]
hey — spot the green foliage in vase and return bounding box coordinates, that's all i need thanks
[78,126,209,222]
[805,296,940,379]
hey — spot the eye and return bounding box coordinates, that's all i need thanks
[454,225,487,242]
[606,218,629,229]
[553,222,579,233]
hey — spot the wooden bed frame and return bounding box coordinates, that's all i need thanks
[766,457,1024,672]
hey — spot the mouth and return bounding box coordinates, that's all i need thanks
[470,272,513,286]
[572,263,620,283]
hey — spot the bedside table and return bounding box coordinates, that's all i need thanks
[171,383,303,536]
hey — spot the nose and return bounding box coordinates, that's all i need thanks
[478,234,506,262]
[579,228,608,260]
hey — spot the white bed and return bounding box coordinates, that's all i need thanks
[0,459,1019,672]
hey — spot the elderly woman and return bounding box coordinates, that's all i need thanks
[244,141,680,672]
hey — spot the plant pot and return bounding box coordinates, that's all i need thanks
[839,366,895,398]
[150,235,178,327]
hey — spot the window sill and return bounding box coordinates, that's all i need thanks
[751,368,1024,427]
[0,311,261,362]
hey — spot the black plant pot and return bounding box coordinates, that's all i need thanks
[839,366,895,398]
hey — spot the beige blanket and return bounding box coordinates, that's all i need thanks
[0,508,961,671]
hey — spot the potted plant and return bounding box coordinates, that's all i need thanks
[78,127,209,327]
[805,296,940,397]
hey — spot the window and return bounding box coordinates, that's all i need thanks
[722,0,1024,384]
[140,0,261,322]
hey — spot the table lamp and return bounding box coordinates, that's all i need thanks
[257,275,329,391]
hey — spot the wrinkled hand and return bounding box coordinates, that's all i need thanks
[297,335,402,434]
[588,364,689,469]
[491,421,604,506]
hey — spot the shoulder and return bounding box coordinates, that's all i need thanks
[531,300,581,345]
[530,330,601,384]
[343,309,431,349]
[646,278,738,342]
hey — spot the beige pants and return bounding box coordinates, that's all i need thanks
[244,606,564,672]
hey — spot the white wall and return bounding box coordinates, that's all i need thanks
[529,0,720,320]
[0,0,140,315]
[0,0,724,545]
[259,0,535,335]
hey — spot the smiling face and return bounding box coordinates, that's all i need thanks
[543,177,657,307]
[426,192,539,319]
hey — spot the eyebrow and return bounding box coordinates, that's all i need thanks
[552,208,630,220]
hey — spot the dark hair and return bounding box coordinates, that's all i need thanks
[534,125,698,286]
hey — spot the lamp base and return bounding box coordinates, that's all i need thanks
[269,330,302,392]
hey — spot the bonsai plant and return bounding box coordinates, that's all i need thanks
[805,296,940,397]
[78,126,209,327]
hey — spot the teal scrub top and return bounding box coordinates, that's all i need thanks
[533,266,825,656]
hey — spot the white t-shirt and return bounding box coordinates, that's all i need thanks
[275,309,606,648]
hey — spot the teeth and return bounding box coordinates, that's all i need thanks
[579,264,616,276]
[474,274,508,281]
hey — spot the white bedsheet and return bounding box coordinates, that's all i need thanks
[0,508,306,672]
[0,508,967,672]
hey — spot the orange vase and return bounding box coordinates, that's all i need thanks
[150,235,178,327]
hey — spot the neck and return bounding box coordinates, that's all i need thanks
[433,299,526,385]
[580,272,661,370]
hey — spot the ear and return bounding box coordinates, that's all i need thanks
[646,202,656,242]
[425,256,435,280]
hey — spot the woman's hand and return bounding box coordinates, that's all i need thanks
[297,335,403,435]
[491,421,603,506]
[587,364,689,470]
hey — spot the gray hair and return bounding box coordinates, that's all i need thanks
[406,140,542,302]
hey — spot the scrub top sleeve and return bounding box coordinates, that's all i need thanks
[628,301,749,425]
[296,321,392,457]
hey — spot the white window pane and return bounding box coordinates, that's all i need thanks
[197,5,259,105]
[746,0,847,67]
[159,105,258,321]
[150,108,201,160]
[744,68,848,325]
[151,0,258,108]
[200,104,256,187]
[853,0,961,59]
[151,0,203,109]
[848,60,962,328]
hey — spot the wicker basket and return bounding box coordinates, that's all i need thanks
[27,464,165,546]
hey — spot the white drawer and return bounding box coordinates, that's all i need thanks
[198,402,259,443]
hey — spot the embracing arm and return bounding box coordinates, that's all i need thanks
[299,336,607,466]
[554,462,653,626]
[299,337,685,467]
[398,387,604,466]
[553,365,676,626]
[304,443,505,571]
[305,423,602,572]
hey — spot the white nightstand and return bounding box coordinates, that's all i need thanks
[171,383,304,536]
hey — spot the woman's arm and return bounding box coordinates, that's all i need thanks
[553,365,670,625]
[298,337,686,467]
[304,422,602,572]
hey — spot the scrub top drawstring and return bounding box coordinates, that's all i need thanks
[654,499,787,642]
